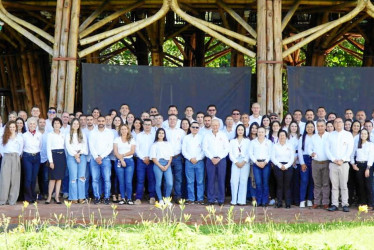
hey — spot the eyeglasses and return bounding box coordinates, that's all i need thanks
[191,126,199,129]
[143,124,152,126]
[232,113,240,115]
[208,109,216,112]
[48,111,56,114]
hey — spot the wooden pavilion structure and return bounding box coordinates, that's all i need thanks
[0,0,373,119]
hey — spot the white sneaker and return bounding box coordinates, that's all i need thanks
[307,200,313,207]
[134,199,142,205]
[149,197,155,205]
[269,199,275,206]
[300,201,306,208]
[159,200,165,205]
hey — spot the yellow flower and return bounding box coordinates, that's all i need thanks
[252,200,257,207]
[23,201,29,209]
[245,216,254,224]
[64,200,72,208]
[155,202,162,209]
[216,215,223,223]
[358,205,368,213]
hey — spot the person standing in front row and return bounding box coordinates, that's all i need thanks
[150,128,173,204]
[0,121,23,205]
[326,117,354,212]
[203,119,230,206]
[182,122,205,205]
[229,124,250,205]
[89,116,114,205]
[271,130,295,209]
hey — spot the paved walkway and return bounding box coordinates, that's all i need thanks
[0,200,372,225]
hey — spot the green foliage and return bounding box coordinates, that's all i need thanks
[325,38,363,67]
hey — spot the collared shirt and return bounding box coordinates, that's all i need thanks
[60,124,71,135]
[271,142,295,169]
[203,131,230,159]
[114,137,136,159]
[89,128,114,159]
[182,133,205,161]
[298,121,306,135]
[212,116,224,130]
[131,130,141,141]
[249,115,262,126]
[22,130,42,154]
[47,131,65,163]
[325,130,354,162]
[165,127,185,155]
[0,134,23,156]
[162,119,181,129]
[109,129,120,160]
[45,119,53,133]
[288,135,300,164]
[309,132,329,161]
[199,127,212,138]
[229,138,250,164]
[40,131,49,163]
[136,131,155,159]
[249,138,272,164]
[83,126,96,162]
[351,141,374,166]
[223,127,235,141]
[150,141,173,161]
[298,135,313,165]
[65,132,88,157]
[233,121,243,128]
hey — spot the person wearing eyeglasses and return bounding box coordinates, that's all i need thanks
[182,122,205,205]
[206,104,223,130]
[231,109,242,128]
[45,107,57,133]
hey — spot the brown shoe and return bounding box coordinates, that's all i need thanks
[312,204,319,209]
[79,199,86,204]
[323,204,329,209]
[71,200,78,204]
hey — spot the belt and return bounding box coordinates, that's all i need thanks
[24,152,40,156]
[313,160,329,164]
[356,161,368,164]
[257,159,265,162]
[280,162,288,165]
[173,154,181,158]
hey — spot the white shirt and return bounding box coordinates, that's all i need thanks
[298,121,306,135]
[150,141,173,161]
[309,132,329,161]
[22,131,42,153]
[199,127,212,138]
[249,115,262,126]
[40,131,49,163]
[131,130,141,141]
[165,127,185,156]
[162,119,181,129]
[46,131,65,163]
[45,119,53,133]
[212,116,224,130]
[114,137,136,159]
[136,131,155,159]
[182,133,205,161]
[89,128,114,159]
[203,131,230,159]
[351,141,374,166]
[325,130,354,162]
[229,138,250,164]
[0,134,23,156]
[249,138,272,163]
[60,124,71,135]
[288,135,299,164]
[223,127,235,141]
[65,132,88,157]
[298,135,313,165]
[271,142,295,169]
[83,126,96,162]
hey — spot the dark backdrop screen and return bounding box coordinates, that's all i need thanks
[288,66,374,117]
[82,64,251,118]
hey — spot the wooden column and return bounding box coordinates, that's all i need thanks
[266,0,274,113]
[257,0,267,112]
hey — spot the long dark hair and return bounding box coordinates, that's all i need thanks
[302,121,315,151]
[269,121,281,143]
[234,124,247,139]
[15,117,26,133]
[111,116,124,130]
[69,118,84,144]
[131,118,144,132]
[260,115,271,127]
[288,121,300,139]
[180,118,191,135]
[358,128,370,149]
[248,122,259,140]
[2,121,16,145]
[281,113,294,129]
[350,120,361,134]
[154,128,167,142]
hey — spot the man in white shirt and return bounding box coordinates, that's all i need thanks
[207,104,223,129]
[18,110,27,121]
[199,115,212,138]
[119,103,130,123]
[105,115,113,129]
[79,114,87,130]
[184,106,195,123]
[364,120,374,141]
[162,105,181,129]
[60,112,71,135]
[356,110,366,128]
[344,109,354,121]
[293,109,305,135]
[37,118,49,199]
[83,115,96,198]
[182,121,205,204]
[149,107,159,116]
[135,118,156,205]
[60,111,71,198]
[249,103,262,126]
[153,114,163,133]
[316,107,327,122]
[309,119,330,209]
[196,112,204,128]
[89,116,114,205]
[231,109,242,128]
[165,114,186,202]
[45,107,57,133]
[325,117,354,212]
[241,113,250,136]
[203,119,230,206]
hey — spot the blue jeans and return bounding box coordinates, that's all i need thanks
[153,159,173,201]
[115,158,135,200]
[85,162,91,198]
[38,161,49,196]
[22,152,41,201]
[135,158,156,199]
[253,163,270,205]
[300,155,314,201]
[171,155,184,199]
[62,166,69,195]
[185,159,205,201]
[90,156,111,199]
[111,160,119,195]
[67,155,87,200]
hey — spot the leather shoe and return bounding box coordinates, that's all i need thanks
[328,205,338,211]
[312,204,319,209]
[342,206,350,212]
[323,204,329,209]
[275,203,282,208]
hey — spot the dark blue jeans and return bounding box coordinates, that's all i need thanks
[135,158,156,199]
[171,155,185,199]
[206,158,226,203]
[115,158,135,200]
[300,155,314,202]
[22,152,41,201]
[185,159,205,201]
[253,163,270,205]
[90,157,111,199]
[38,161,49,197]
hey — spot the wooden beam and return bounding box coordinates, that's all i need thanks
[345,36,364,52]
[164,24,191,41]
[79,0,109,33]
[266,0,274,113]
[281,0,301,31]
[273,0,283,116]
[173,38,188,58]
[257,0,267,112]
[164,55,182,67]
[164,52,183,63]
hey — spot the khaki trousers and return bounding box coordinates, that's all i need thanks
[0,153,21,205]
[312,160,330,205]
[329,162,349,207]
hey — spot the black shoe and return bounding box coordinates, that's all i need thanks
[207,202,215,206]
[275,203,282,208]
[45,200,50,204]
[94,198,100,205]
[104,198,110,205]
[218,202,224,206]
[197,201,205,205]
[53,198,62,204]
[342,206,350,212]
[286,204,291,209]
[328,205,338,212]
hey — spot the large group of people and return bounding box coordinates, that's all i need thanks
[0,103,373,212]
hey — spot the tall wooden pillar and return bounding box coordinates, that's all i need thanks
[257,0,283,116]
